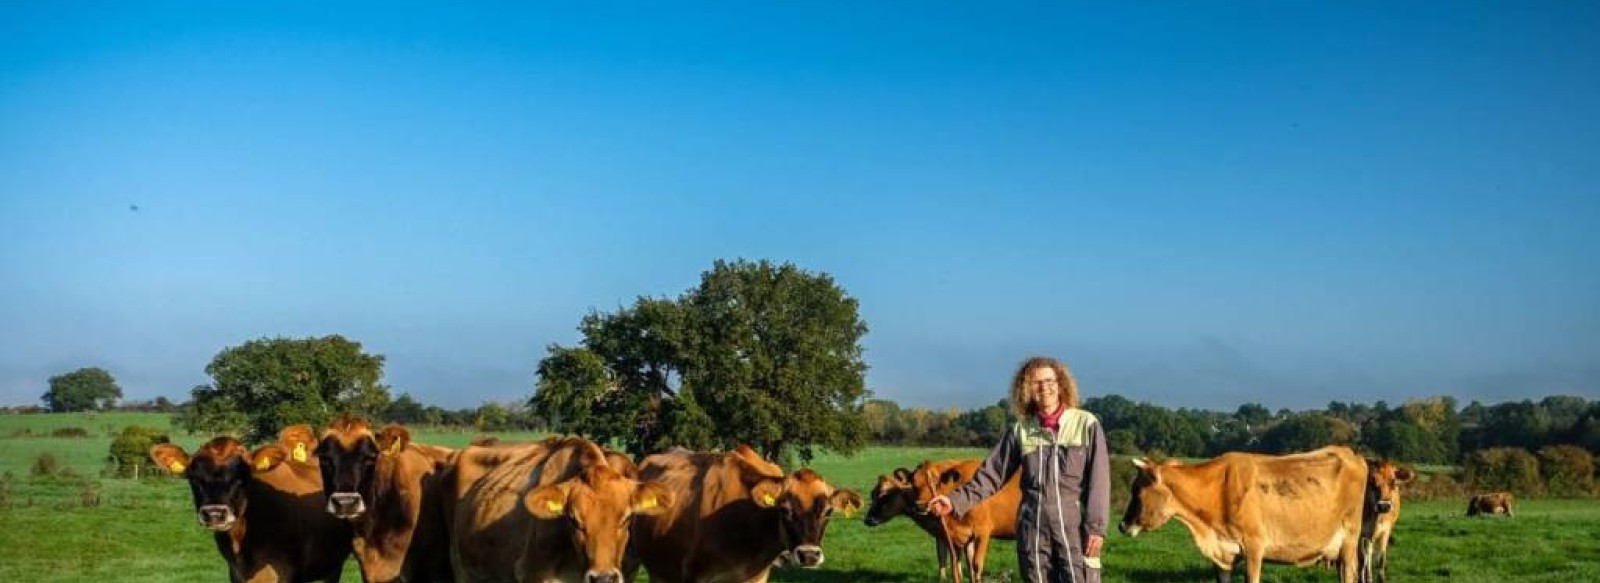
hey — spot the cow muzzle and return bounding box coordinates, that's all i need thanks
[1374,500,1393,514]
[584,569,622,583]
[328,492,366,519]
[791,545,825,568]
[198,504,236,531]
[1118,522,1142,537]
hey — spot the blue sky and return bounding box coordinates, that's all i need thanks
[2,2,1597,412]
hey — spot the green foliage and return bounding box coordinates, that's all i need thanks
[534,259,870,462]
[41,368,122,413]
[1464,447,1542,495]
[30,453,61,477]
[382,393,427,424]
[184,335,391,442]
[1256,413,1357,454]
[1536,444,1596,497]
[104,427,169,478]
[474,402,511,432]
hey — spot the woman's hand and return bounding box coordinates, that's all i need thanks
[925,495,953,517]
[1086,534,1104,557]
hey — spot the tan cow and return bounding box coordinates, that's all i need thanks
[150,425,352,583]
[1466,492,1515,517]
[903,459,1021,583]
[1360,459,1414,583]
[625,445,862,583]
[312,416,455,583]
[449,436,673,583]
[1119,446,1370,583]
[865,469,963,579]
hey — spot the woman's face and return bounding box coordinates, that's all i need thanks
[1028,366,1062,413]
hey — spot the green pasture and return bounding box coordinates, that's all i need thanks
[1,412,1596,583]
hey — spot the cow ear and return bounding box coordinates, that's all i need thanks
[939,468,965,488]
[750,478,785,508]
[830,489,863,518]
[632,481,674,516]
[150,444,191,474]
[378,424,412,456]
[250,445,290,473]
[1395,467,1416,484]
[892,467,913,484]
[277,425,316,464]
[524,482,574,519]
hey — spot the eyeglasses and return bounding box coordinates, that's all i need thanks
[1030,379,1060,388]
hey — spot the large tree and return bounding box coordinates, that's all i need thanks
[182,335,391,442]
[533,259,870,462]
[42,367,123,412]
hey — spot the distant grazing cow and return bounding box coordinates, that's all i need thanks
[448,436,672,583]
[150,425,352,583]
[625,445,862,583]
[902,459,1021,583]
[1466,492,1515,517]
[1119,446,1369,583]
[314,415,454,583]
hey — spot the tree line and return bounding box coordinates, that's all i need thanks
[21,259,1598,472]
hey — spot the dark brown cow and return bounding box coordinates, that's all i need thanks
[864,469,962,579]
[908,458,1022,583]
[625,445,862,583]
[313,416,454,583]
[449,436,673,583]
[1119,446,1370,583]
[1466,492,1515,517]
[150,425,352,583]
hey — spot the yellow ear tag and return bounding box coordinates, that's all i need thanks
[385,440,403,456]
[639,496,657,510]
[292,443,308,463]
[256,457,273,471]
[168,461,185,473]
[761,494,777,507]
[843,507,857,519]
[545,500,564,513]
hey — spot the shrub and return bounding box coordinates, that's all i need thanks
[1537,444,1596,497]
[31,452,62,477]
[51,426,89,438]
[1463,447,1542,495]
[1405,469,1465,501]
[106,426,171,479]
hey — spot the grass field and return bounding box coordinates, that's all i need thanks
[2,412,1597,583]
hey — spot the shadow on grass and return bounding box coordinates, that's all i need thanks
[776,567,921,583]
[1122,563,1215,583]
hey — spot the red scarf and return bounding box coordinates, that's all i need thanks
[1038,405,1065,434]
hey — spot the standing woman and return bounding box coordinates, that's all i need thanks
[927,356,1110,583]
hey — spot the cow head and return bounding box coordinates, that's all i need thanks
[863,468,915,527]
[908,460,967,514]
[1118,457,1178,537]
[524,464,674,583]
[150,437,292,532]
[1365,459,1415,515]
[312,415,402,520]
[753,468,862,568]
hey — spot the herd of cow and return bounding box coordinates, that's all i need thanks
[148,416,1518,583]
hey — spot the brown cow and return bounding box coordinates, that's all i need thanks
[1359,459,1414,583]
[625,445,862,583]
[150,426,352,583]
[865,469,962,579]
[313,415,454,583]
[448,436,673,583]
[1466,492,1515,517]
[1119,446,1370,583]
[904,459,1022,583]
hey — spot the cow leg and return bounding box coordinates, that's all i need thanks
[972,533,993,583]
[936,535,952,581]
[1214,564,1233,583]
[1243,550,1266,583]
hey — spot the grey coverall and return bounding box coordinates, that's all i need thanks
[948,408,1111,583]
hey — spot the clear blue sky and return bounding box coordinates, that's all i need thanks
[3,2,1597,412]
